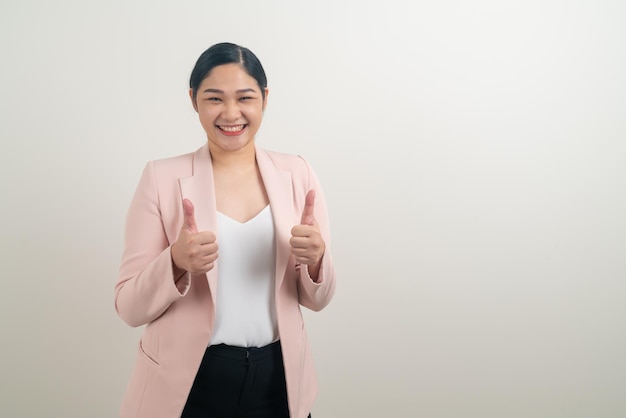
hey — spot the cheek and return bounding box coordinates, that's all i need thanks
[246,107,264,123]
[198,109,217,123]
[198,114,218,132]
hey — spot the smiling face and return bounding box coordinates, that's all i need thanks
[191,63,268,155]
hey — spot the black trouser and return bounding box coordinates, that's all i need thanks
[181,341,310,418]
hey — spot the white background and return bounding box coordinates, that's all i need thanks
[1,1,625,417]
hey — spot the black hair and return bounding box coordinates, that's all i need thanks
[189,42,267,101]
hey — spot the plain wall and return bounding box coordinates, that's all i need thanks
[1,0,625,417]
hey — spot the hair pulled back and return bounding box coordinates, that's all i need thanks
[189,42,267,101]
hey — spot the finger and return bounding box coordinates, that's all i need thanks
[200,243,219,259]
[291,236,314,252]
[291,225,314,238]
[188,242,218,260]
[191,262,215,275]
[196,231,217,245]
[291,247,311,258]
[292,253,316,265]
[182,199,198,234]
[189,252,218,274]
[290,236,309,249]
[200,251,219,264]
[300,190,316,225]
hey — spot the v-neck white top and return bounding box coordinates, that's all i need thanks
[208,205,278,348]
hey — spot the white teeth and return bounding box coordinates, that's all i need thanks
[219,125,244,132]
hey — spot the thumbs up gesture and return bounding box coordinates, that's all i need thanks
[290,190,325,269]
[171,199,219,275]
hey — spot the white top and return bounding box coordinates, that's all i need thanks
[208,205,278,348]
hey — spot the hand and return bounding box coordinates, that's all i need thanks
[290,190,325,268]
[171,199,218,274]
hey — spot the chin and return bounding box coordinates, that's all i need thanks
[210,138,254,153]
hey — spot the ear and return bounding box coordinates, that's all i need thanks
[262,87,269,112]
[189,88,198,112]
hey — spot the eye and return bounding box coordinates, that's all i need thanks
[239,96,254,101]
[206,97,222,102]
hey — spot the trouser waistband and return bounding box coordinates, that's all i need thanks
[206,340,281,363]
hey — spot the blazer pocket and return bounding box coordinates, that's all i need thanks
[139,339,160,367]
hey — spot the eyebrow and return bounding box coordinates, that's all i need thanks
[201,88,257,94]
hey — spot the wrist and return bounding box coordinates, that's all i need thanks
[307,258,323,282]
[171,245,186,278]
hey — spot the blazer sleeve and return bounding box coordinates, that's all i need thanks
[296,157,337,312]
[114,161,189,327]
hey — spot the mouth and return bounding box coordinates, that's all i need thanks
[217,124,247,136]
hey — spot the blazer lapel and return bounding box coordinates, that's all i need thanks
[178,144,219,306]
[255,147,294,290]
[177,145,294,303]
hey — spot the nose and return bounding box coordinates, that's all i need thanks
[222,100,241,121]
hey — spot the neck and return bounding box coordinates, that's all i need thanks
[209,143,256,170]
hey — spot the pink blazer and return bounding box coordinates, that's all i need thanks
[115,144,336,418]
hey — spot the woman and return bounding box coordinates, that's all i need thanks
[115,42,336,418]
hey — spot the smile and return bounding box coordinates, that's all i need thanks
[218,124,246,133]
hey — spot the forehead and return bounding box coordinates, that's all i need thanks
[199,63,257,90]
